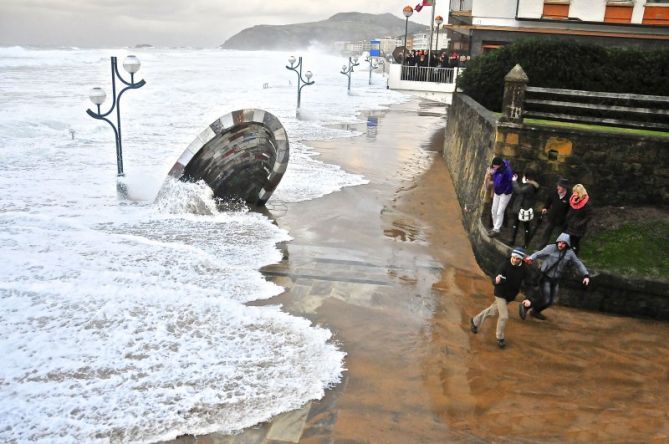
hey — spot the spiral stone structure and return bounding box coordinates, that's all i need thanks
[165,109,289,206]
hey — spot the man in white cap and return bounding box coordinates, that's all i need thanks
[470,247,529,348]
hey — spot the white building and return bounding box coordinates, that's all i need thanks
[376,37,404,56]
[344,41,364,54]
[446,0,669,55]
[412,32,449,51]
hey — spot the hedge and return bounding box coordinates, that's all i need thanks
[458,39,669,112]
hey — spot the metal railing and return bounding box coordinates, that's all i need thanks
[524,86,669,131]
[400,66,457,84]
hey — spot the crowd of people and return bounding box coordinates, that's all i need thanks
[403,50,470,69]
[471,156,594,348]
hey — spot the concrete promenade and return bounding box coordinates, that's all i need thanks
[166,100,669,444]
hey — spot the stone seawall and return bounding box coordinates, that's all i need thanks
[443,93,669,320]
[495,122,669,206]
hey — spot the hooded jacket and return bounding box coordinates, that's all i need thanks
[492,160,513,195]
[529,233,589,280]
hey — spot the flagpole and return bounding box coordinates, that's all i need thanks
[427,0,436,67]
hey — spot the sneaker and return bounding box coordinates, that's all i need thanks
[531,310,547,320]
[519,302,527,320]
[497,338,506,348]
[470,318,478,334]
[488,229,500,238]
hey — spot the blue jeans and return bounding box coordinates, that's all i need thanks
[535,277,560,313]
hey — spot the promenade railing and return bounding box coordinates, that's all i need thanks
[524,86,669,131]
[400,66,459,84]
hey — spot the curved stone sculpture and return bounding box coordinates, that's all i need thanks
[165,109,289,206]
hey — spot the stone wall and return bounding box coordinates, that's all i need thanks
[495,123,669,205]
[442,94,497,231]
[443,93,669,320]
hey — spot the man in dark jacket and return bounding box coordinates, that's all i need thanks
[470,247,529,348]
[536,177,570,248]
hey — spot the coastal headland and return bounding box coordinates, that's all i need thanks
[164,100,669,443]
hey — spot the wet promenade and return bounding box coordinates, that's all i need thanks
[166,100,669,443]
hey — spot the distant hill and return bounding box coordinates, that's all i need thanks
[220,12,429,50]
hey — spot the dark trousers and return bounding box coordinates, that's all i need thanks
[538,220,560,248]
[569,235,582,254]
[511,218,533,247]
[535,277,560,313]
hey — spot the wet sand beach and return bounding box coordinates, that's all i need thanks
[168,100,669,443]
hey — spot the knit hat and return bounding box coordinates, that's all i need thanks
[510,247,526,259]
[491,157,503,167]
[557,177,570,188]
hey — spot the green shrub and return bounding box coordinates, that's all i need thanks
[458,39,669,112]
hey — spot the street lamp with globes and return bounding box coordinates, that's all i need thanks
[86,55,146,181]
[285,56,314,110]
[340,56,359,93]
[402,6,413,65]
[364,56,384,85]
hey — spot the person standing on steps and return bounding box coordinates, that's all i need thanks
[520,233,590,321]
[565,184,593,255]
[486,156,513,237]
[509,169,539,248]
[535,177,570,249]
[470,247,529,349]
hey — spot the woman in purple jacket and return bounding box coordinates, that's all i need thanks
[487,156,513,236]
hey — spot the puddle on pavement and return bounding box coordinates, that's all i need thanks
[383,220,426,243]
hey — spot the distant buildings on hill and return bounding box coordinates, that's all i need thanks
[335,32,449,58]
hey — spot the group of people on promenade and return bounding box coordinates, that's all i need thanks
[471,156,593,348]
[403,50,469,69]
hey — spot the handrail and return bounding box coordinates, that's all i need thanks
[526,86,669,104]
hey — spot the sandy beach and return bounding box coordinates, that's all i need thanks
[166,99,669,444]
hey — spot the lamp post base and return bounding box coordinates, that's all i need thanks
[116,177,129,200]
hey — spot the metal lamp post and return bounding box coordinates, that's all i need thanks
[402,6,413,65]
[434,15,444,56]
[285,56,314,110]
[86,55,146,180]
[340,56,359,93]
[364,56,383,85]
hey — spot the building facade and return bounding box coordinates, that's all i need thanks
[446,0,669,55]
[411,32,450,51]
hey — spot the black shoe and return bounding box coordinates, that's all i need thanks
[497,338,506,348]
[531,310,547,320]
[519,302,527,320]
[470,318,478,334]
[488,229,500,238]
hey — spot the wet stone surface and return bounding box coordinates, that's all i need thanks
[163,101,669,444]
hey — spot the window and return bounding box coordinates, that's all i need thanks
[543,1,570,19]
[604,1,633,23]
[644,1,669,24]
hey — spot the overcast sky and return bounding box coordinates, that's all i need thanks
[0,0,442,48]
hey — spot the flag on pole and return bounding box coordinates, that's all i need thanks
[414,0,434,12]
